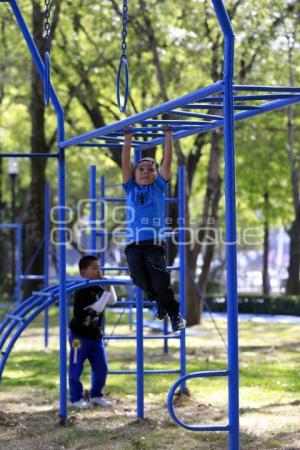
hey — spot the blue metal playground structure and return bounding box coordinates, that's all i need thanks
[1,1,300,449]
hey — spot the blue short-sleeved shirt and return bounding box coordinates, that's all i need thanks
[123,173,168,243]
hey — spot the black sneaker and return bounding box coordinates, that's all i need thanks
[170,313,186,332]
[156,306,167,320]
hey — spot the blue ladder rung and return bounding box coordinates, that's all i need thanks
[6,314,25,322]
[102,197,126,202]
[32,291,53,297]
[170,109,223,120]
[103,334,180,340]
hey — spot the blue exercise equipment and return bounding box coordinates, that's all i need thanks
[0,279,132,381]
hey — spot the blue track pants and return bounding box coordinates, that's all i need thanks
[69,331,108,403]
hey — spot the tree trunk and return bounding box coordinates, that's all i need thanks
[199,170,222,293]
[23,1,49,298]
[286,206,300,295]
[285,32,300,295]
[184,131,222,326]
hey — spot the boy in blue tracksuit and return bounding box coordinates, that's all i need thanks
[122,125,186,332]
[69,255,117,409]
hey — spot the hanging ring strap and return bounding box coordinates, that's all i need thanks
[44,0,51,107]
[116,55,129,112]
[116,0,129,112]
[44,50,50,106]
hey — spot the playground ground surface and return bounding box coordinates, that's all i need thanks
[0,310,299,450]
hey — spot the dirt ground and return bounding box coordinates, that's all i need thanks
[0,319,300,449]
[0,386,300,450]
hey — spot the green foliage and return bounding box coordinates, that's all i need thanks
[206,292,300,315]
[0,0,300,255]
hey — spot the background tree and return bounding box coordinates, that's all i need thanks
[1,0,300,320]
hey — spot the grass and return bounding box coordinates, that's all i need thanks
[0,309,300,449]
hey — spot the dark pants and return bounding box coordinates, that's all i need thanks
[125,240,179,317]
[69,332,108,403]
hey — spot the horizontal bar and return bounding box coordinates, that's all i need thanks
[67,278,133,286]
[60,81,224,148]
[170,110,223,120]
[95,230,178,237]
[109,302,155,308]
[234,95,300,124]
[104,335,180,340]
[20,275,45,280]
[101,137,145,145]
[101,265,179,271]
[233,94,300,101]
[138,94,300,151]
[105,183,123,188]
[0,224,21,229]
[100,196,177,202]
[183,103,260,110]
[110,131,165,138]
[182,425,229,432]
[139,119,209,126]
[108,369,181,374]
[200,93,300,102]
[0,153,58,158]
[233,84,300,92]
[32,291,53,297]
[92,197,178,203]
[121,126,207,133]
[102,197,125,202]
[6,314,25,322]
[75,143,124,148]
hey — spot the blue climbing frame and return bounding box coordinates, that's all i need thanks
[1,0,300,448]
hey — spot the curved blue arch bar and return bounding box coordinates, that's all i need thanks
[0,279,133,379]
[167,370,230,431]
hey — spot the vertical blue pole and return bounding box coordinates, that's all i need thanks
[128,286,134,330]
[136,287,144,419]
[16,224,22,304]
[44,182,50,347]
[100,176,106,267]
[90,165,97,255]
[133,147,144,419]
[212,1,239,449]
[178,166,186,387]
[56,110,66,425]
[163,183,170,354]
[58,147,67,423]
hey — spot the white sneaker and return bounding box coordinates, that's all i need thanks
[71,399,90,409]
[90,396,112,407]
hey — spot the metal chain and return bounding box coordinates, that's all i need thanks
[121,0,128,58]
[44,0,51,52]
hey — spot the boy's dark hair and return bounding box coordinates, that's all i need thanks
[134,157,159,174]
[79,255,98,271]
